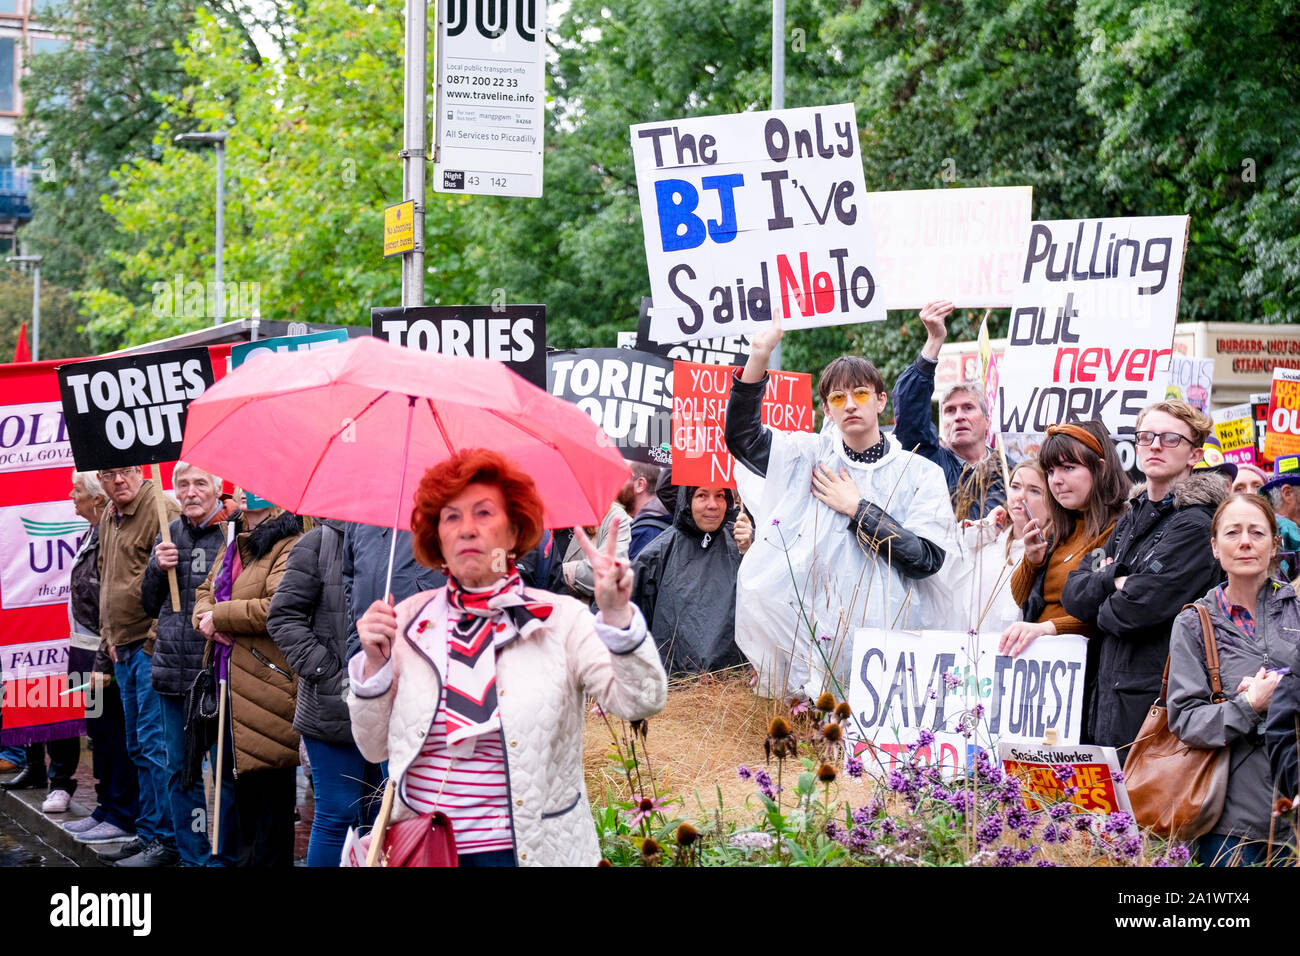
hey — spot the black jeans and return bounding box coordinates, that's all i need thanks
[86,681,140,833]
[23,737,81,794]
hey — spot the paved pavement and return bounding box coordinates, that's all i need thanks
[0,738,315,866]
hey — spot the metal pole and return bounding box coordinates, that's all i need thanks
[770,0,785,370]
[30,261,39,362]
[214,139,225,326]
[402,0,428,307]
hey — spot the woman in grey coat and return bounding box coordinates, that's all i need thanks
[1167,494,1300,866]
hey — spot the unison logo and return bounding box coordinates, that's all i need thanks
[49,887,151,936]
[22,517,87,578]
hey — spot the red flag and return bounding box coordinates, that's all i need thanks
[12,322,31,363]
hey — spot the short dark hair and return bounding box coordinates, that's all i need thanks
[1038,420,1130,540]
[818,356,887,405]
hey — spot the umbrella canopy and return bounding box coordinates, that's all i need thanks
[180,336,629,531]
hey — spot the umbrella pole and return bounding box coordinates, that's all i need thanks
[366,778,397,867]
[384,396,418,601]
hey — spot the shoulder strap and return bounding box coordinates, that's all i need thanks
[1185,602,1227,702]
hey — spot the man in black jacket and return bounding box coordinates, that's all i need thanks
[1062,401,1225,750]
[140,462,237,867]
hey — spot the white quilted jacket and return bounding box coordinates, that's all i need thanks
[347,587,668,867]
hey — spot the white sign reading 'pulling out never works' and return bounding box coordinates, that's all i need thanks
[433,0,546,198]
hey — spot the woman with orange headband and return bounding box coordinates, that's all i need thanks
[1001,421,1130,661]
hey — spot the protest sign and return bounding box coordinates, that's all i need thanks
[998,741,1132,816]
[633,297,751,367]
[863,186,1032,309]
[432,0,545,197]
[997,216,1189,436]
[1263,367,1300,463]
[547,348,674,464]
[1213,403,1257,466]
[631,103,885,345]
[2,347,232,745]
[57,348,215,472]
[1253,392,1271,466]
[671,360,813,487]
[231,329,348,368]
[846,628,1087,776]
[231,330,350,507]
[371,304,546,388]
[1162,355,1214,414]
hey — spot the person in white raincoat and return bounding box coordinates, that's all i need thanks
[725,318,956,700]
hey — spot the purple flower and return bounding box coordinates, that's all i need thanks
[1111,770,1124,783]
[887,770,907,793]
[754,768,778,800]
[879,818,897,837]
[1048,803,1070,822]
[825,819,846,843]
[976,816,1004,847]
[916,729,935,748]
[1162,844,1191,866]
[1013,847,1035,864]
[846,756,863,779]
[1005,804,1030,830]
[1041,823,1062,844]
[1034,859,1057,867]
[1073,814,1094,832]
[973,704,985,719]
[943,672,961,690]
[1103,811,1135,836]
[995,846,1017,867]
[1120,837,1143,859]
[771,518,780,526]
[849,825,874,851]
[1051,764,1075,784]
[737,765,752,781]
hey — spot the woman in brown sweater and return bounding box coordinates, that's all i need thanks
[1002,421,1130,657]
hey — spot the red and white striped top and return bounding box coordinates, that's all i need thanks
[403,683,513,856]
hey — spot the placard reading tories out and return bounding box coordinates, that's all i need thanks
[631,103,886,345]
[56,348,216,470]
[372,305,546,388]
[547,348,674,465]
[997,215,1189,436]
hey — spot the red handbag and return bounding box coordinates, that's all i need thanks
[381,810,458,867]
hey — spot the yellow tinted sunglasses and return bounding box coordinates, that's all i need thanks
[825,387,877,409]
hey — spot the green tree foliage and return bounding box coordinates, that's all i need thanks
[71,1,475,344]
[0,264,88,360]
[1075,0,1300,323]
[28,0,1298,366]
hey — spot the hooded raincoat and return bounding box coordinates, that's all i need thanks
[725,373,956,699]
[631,486,744,675]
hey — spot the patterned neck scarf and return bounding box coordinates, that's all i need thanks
[440,570,553,756]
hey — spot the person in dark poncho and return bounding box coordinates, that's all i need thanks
[631,486,744,675]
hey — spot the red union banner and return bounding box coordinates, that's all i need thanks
[0,346,232,745]
[671,360,813,488]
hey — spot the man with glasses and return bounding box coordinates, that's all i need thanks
[81,465,180,864]
[892,300,1005,518]
[1063,400,1226,750]
[724,316,954,700]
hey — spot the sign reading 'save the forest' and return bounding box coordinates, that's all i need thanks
[631,104,886,345]
[57,349,215,471]
[997,215,1189,436]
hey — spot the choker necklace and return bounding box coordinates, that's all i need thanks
[844,434,888,465]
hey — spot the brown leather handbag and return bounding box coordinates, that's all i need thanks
[1122,604,1230,840]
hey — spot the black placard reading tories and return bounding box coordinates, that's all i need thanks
[371,304,547,389]
[57,348,215,471]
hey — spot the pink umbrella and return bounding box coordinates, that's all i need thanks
[181,336,629,590]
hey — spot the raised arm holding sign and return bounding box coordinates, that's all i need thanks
[724,314,955,700]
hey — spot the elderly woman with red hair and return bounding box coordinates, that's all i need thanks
[348,449,667,867]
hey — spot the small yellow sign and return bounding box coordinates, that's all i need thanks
[383,200,416,258]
